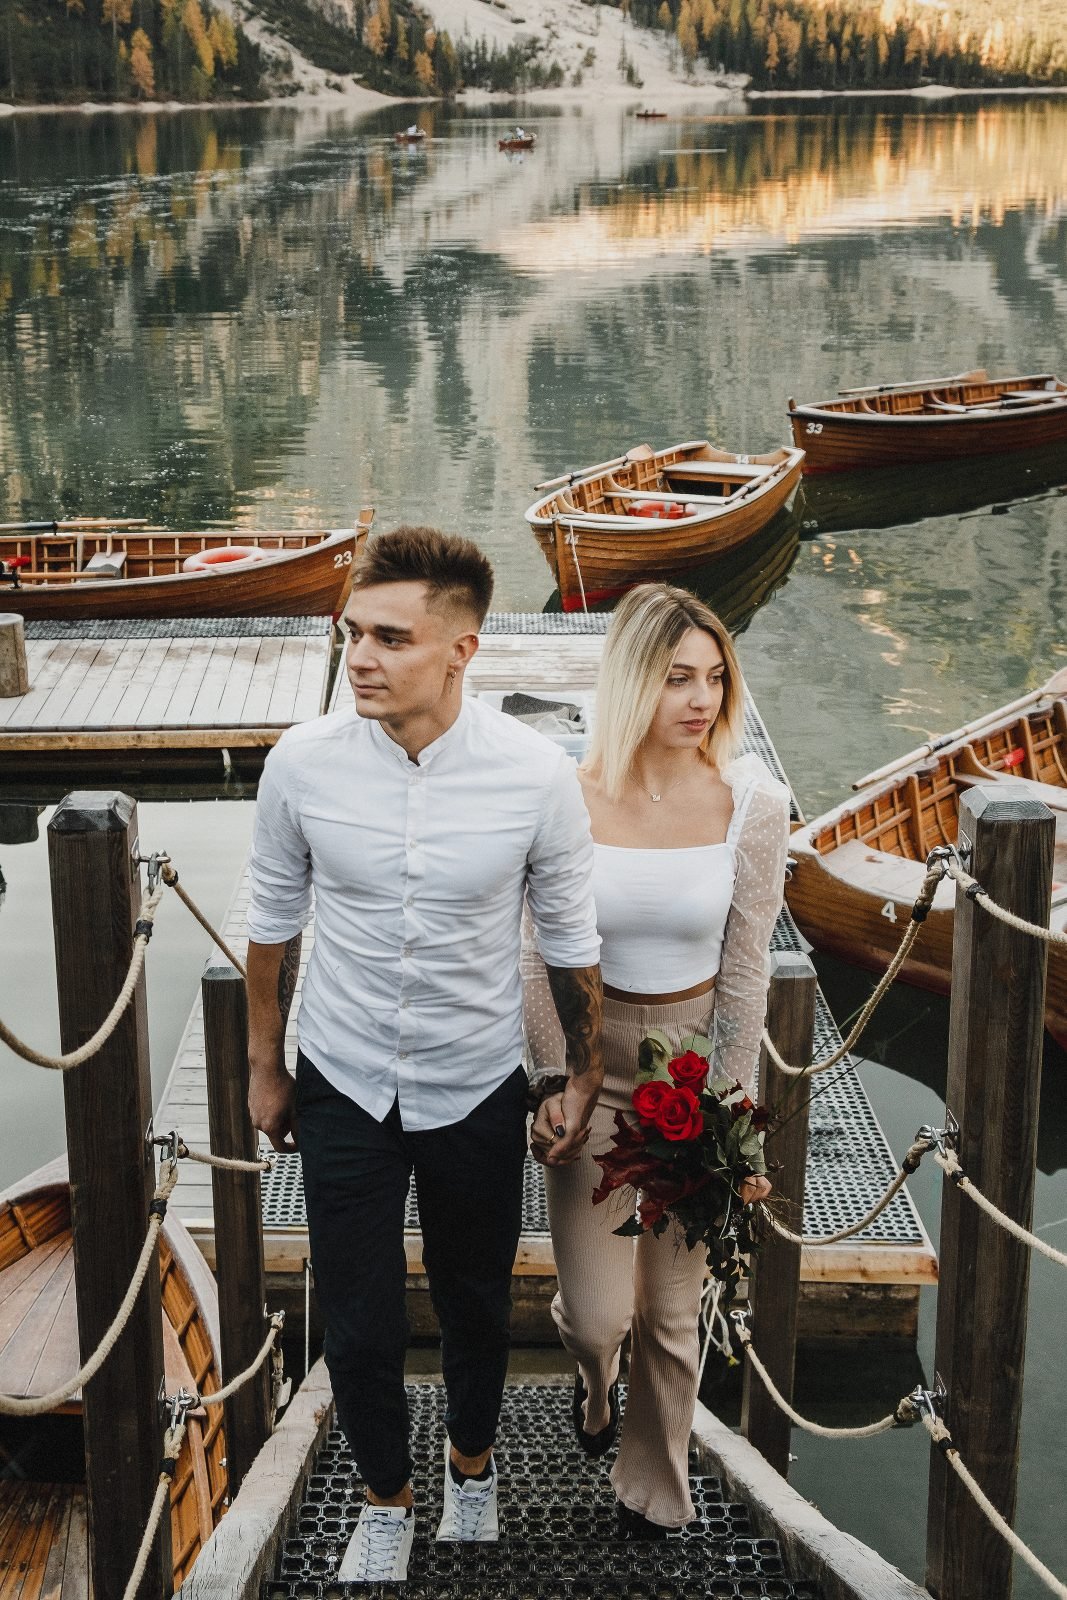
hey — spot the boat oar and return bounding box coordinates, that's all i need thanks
[851,668,1067,791]
[0,518,149,533]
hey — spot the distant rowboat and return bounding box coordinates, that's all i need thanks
[499,132,536,151]
[395,127,426,144]
[0,512,373,621]
[788,369,1067,473]
[525,440,804,612]
[635,109,667,118]
[785,671,1067,1050]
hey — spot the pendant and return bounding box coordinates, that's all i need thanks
[649,793,661,802]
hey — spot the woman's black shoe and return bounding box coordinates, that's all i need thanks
[571,1371,620,1458]
[616,1502,671,1541]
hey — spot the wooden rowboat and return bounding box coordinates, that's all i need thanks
[0,514,373,622]
[525,440,804,612]
[499,134,536,152]
[786,671,1067,1050]
[788,369,1067,474]
[0,1162,228,1590]
[395,128,426,144]
[634,109,667,118]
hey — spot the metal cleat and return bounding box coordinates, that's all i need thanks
[916,1110,960,1158]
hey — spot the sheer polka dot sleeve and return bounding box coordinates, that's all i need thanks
[521,901,567,1072]
[712,763,791,1095]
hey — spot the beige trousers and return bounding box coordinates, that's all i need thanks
[545,992,713,1528]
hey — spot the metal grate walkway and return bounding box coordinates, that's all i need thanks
[263,1385,822,1600]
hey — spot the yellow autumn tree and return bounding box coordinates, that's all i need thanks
[676,2,698,61]
[101,0,132,43]
[413,49,434,88]
[657,2,672,30]
[366,9,386,55]
[130,27,155,94]
[182,0,215,76]
[764,25,779,79]
[208,13,239,70]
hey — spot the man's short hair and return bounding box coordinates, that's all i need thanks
[353,525,494,627]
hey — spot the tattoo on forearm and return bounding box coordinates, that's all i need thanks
[278,935,302,1025]
[546,964,603,1080]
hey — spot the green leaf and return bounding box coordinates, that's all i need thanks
[637,1028,674,1084]
[681,1032,714,1061]
[612,1216,645,1237]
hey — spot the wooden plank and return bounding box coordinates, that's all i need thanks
[0,1237,74,1370]
[185,639,240,727]
[109,638,176,727]
[29,644,103,728]
[0,640,60,729]
[0,1241,76,1397]
[51,643,127,729]
[212,639,263,725]
[0,727,282,753]
[0,1483,49,1600]
[264,638,308,725]
[159,642,217,727]
[15,1483,66,1600]
[237,637,284,726]
[36,1485,76,1600]
[0,643,81,729]
[0,1232,69,1310]
[293,639,330,722]
[23,1264,80,1403]
[133,638,196,727]
[80,640,151,729]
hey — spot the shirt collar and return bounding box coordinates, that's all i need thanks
[367,697,471,769]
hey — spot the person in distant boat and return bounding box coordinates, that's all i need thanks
[245,526,603,1583]
[523,584,788,1536]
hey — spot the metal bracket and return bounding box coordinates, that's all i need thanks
[917,1109,960,1158]
[149,1127,179,1165]
[907,1373,948,1423]
[132,849,171,892]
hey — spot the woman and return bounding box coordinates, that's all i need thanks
[523,583,789,1535]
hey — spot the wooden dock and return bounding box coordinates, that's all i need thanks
[157,616,936,1343]
[0,618,335,771]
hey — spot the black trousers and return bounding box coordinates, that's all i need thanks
[296,1051,528,1498]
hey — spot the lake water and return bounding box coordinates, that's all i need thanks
[1,95,1065,1593]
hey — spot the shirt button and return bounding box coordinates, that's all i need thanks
[400,999,410,1009]
[402,945,412,957]
[404,896,414,907]
[398,1051,409,1060]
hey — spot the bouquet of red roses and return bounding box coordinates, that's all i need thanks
[591,1026,769,1295]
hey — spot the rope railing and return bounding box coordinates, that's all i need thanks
[0,852,247,1072]
[0,882,165,1072]
[943,858,1067,948]
[935,1148,1067,1270]
[764,1133,935,1247]
[762,856,947,1078]
[733,1318,1067,1599]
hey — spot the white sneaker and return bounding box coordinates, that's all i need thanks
[337,1502,414,1582]
[435,1437,499,1542]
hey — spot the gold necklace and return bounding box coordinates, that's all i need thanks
[636,765,696,804]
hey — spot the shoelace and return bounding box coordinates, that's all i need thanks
[354,1509,409,1579]
[452,1477,494,1539]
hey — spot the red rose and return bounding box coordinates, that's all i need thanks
[654,1086,703,1141]
[667,1050,708,1091]
[632,1080,672,1124]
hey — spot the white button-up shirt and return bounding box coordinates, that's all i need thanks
[246,695,600,1130]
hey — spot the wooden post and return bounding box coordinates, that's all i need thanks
[741,950,817,1476]
[925,789,1054,1600]
[0,613,29,696]
[48,792,172,1600]
[202,961,271,1493]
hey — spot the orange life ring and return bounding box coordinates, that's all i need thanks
[626,501,695,521]
[182,545,270,573]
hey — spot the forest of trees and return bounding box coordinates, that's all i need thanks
[0,0,267,102]
[616,0,1067,88]
[0,0,566,103]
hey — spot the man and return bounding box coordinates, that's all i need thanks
[246,526,603,1583]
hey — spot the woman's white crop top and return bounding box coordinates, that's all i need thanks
[592,842,735,992]
[521,753,791,1094]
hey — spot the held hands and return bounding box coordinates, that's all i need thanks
[739,1174,773,1204]
[248,1058,298,1154]
[530,1079,594,1167]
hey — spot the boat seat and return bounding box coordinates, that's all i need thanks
[820,838,956,912]
[927,399,970,413]
[81,551,127,579]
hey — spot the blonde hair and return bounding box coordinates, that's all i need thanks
[587,585,744,801]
